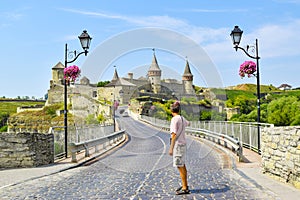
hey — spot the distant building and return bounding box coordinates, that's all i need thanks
[278,84,292,91]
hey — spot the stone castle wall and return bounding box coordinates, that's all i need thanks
[0,132,54,168]
[261,126,300,189]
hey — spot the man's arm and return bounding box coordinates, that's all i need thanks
[169,132,176,155]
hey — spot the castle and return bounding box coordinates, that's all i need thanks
[47,52,197,118]
[98,52,196,104]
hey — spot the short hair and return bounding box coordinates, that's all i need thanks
[171,101,180,113]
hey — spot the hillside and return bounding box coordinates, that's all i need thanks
[0,100,46,132]
[229,83,280,93]
[0,100,46,115]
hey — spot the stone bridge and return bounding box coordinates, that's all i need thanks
[2,112,298,199]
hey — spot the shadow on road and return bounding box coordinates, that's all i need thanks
[190,184,230,194]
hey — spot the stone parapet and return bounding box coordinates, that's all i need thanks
[261,126,300,189]
[0,132,54,168]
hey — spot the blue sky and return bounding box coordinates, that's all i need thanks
[1,0,300,98]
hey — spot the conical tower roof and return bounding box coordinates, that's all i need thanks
[149,51,161,72]
[148,50,161,78]
[183,60,192,75]
[112,68,119,82]
[182,59,193,81]
[106,68,135,87]
[52,62,64,69]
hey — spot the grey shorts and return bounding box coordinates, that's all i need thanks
[173,143,186,167]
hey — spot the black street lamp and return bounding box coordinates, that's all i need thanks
[113,98,116,132]
[64,30,92,158]
[230,25,261,153]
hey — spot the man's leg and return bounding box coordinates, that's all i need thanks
[178,165,188,190]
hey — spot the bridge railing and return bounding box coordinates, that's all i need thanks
[50,125,115,159]
[189,121,274,153]
[140,116,242,160]
[186,127,243,161]
[69,130,126,162]
[141,115,273,155]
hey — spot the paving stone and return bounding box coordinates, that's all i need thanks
[0,118,278,199]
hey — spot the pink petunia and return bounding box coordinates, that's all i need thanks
[64,65,81,82]
[239,61,256,78]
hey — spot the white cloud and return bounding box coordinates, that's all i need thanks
[61,8,229,44]
[244,20,300,58]
[202,19,300,65]
[181,8,247,13]
[273,0,300,4]
[3,12,24,20]
[0,7,30,29]
[64,35,79,41]
[60,8,187,28]
[62,8,300,62]
[265,23,300,56]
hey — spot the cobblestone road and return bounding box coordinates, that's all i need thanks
[0,116,278,199]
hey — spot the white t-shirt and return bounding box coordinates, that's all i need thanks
[170,115,189,145]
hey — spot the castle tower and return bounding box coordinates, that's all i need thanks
[111,67,119,84]
[51,62,65,86]
[148,50,161,94]
[182,59,194,94]
[128,72,133,80]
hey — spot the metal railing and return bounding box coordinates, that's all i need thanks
[69,130,126,162]
[186,127,243,161]
[141,115,274,154]
[50,125,114,159]
[189,121,274,153]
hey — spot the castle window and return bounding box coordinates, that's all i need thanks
[92,91,97,98]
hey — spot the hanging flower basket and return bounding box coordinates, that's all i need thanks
[239,61,257,78]
[64,65,81,82]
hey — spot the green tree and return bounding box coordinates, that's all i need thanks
[0,125,7,132]
[225,99,234,108]
[260,103,268,123]
[233,95,255,114]
[97,113,106,123]
[198,99,212,107]
[181,97,197,104]
[0,112,9,126]
[152,102,171,120]
[267,96,300,126]
[97,81,110,87]
[200,110,211,120]
[291,114,300,126]
[211,110,226,121]
[85,114,98,124]
[0,112,9,132]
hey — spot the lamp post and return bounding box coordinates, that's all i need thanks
[64,30,92,158]
[113,97,116,132]
[119,89,124,105]
[230,25,261,153]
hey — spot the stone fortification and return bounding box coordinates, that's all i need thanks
[262,126,300,189]
[0,132,54,168]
